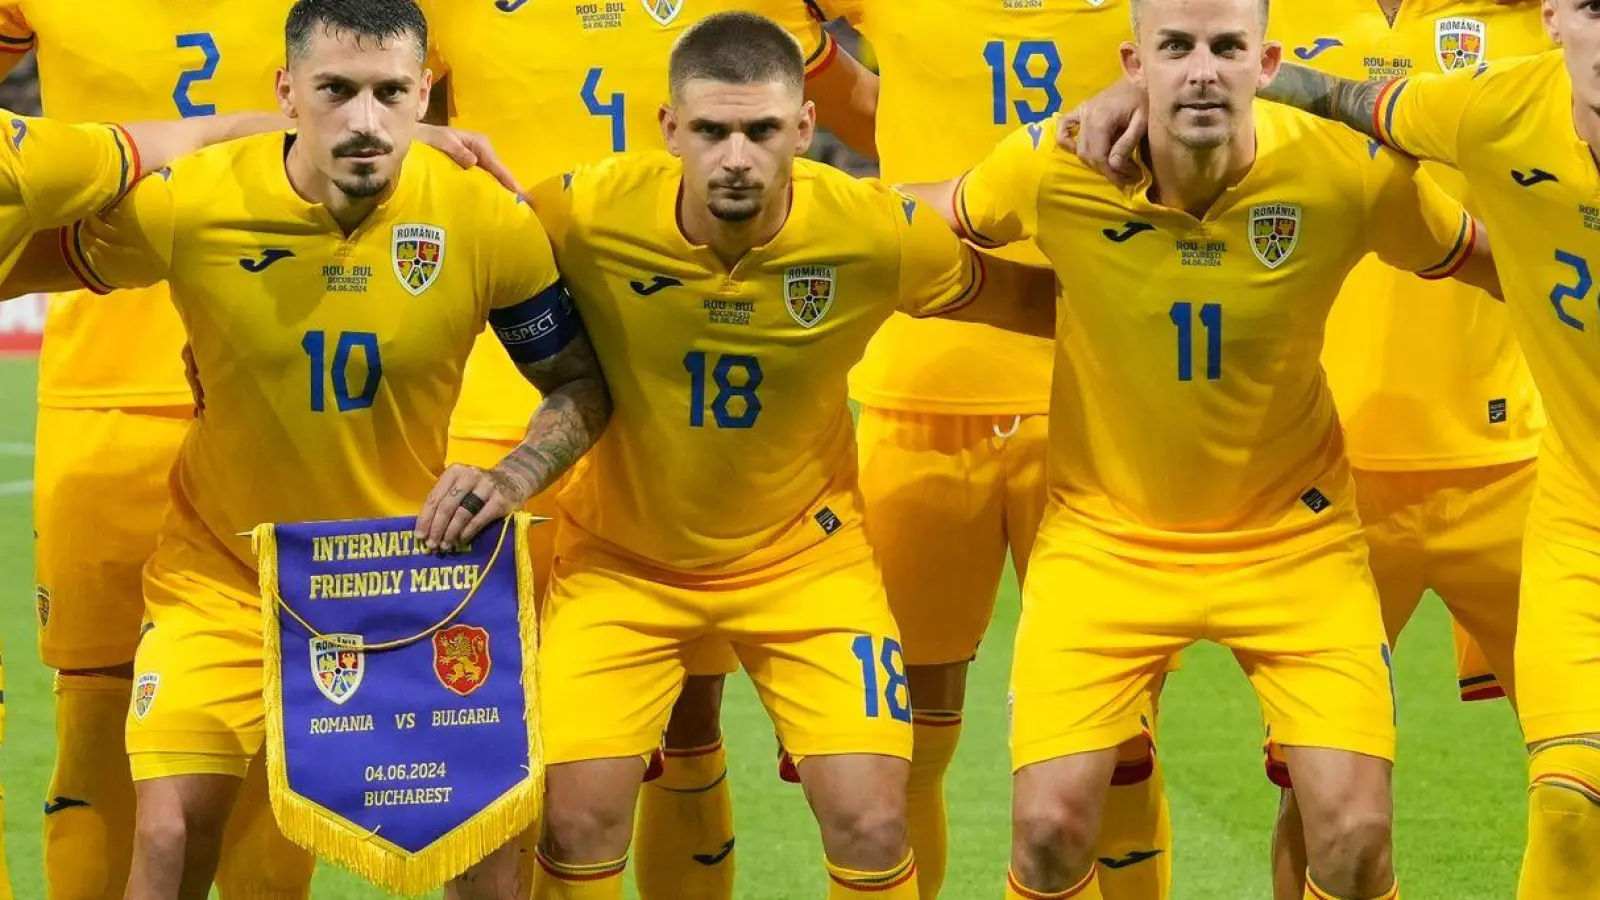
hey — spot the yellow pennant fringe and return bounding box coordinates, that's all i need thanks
[256,514,544,896]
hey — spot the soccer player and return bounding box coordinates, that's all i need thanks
[1,2,611,898]
[903,0,1502,895]
[810,2,1171,895]
[467,12,1044,900]
[418,4,879,895]
[1248,2,1600,893]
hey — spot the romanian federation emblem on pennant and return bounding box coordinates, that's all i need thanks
[392,224,445,295]
[1248,204,1301,269]
[1435,17,1485,72]
[310,634,365,706]
[784,265,836,329]
[434,624,492,697]
[641,0,683,26]
[133,673,159,720]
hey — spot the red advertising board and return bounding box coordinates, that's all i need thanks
[0,293,44,354]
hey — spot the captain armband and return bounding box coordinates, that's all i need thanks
[489,279,583,364]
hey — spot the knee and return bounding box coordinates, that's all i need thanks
[817,802,908,869]
[137,805,222,863]
[1013,794,1099,869]
[540,795,635,863]
[1307,806,1393,889]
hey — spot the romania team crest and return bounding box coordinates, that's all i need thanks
[1435,17,1485,72]
[392,224,445,296]
[1248,203,1301,269]
[642,0,683,26]
[434,624,492,697]
[133,673,159,720]
[784,265,836,329]
[35,585,49,629]
[311,635,365,705]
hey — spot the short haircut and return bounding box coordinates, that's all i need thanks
[286,0,428,65]
[669,11,805,98]
[1130,0,1270,34]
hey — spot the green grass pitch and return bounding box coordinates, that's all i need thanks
[0,356,1529,898]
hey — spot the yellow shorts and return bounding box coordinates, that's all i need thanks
[34,406,191,670]
[1516,533,1600,745]
[539,526,913,765]
[1354,460,1531,703]
[1011,528,1395,772]
[857,407,1046,666]
[126,538,266,778]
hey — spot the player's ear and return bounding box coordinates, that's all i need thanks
[795,98,816,157]
[416,69,434,123]
[1543,0,1562,44]
[660,103,681,155]
[1120,41,1144,88]
[1258,39,1283,87]
[275,68,296,119]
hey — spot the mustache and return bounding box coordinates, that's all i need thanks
[710,176,761,191]
[1174,91,1231,111]
[333,135,393,158]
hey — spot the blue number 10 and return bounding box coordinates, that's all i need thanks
[982,40,1063,125]
[302,330,382,412]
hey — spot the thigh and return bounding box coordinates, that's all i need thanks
[857,406,1007,667]
[127,560,267,767]
[1516,534,1600,745]
[1002,413,1049,583]
[1222,537,1396,764]
[538,551,696,765]
[729,544,914,762]
[1009,532,1193,773]
[35,407,191,670]
[1351,469,1428,645]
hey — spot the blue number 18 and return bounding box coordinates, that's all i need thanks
[851,635,911,723]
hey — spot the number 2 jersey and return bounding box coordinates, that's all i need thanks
[1372,51,1600,551]
[0,0,292,409]
[955,106,1472,562]
[528,153,984,573]
[423,0,840,444]
[60,135,561,585]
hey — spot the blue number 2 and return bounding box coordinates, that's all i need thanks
[982,40,1063,125]
[302,330,383,413]
[1551,249,1593,331]
[174,32,221,118]
[581,67,626,153]
[850,635,911,723]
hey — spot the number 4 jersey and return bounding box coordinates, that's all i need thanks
[528,153,985,573]
[954,106,1473,563]
[59,134,561,582]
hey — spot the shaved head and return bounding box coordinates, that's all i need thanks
[1132,0,1270,34]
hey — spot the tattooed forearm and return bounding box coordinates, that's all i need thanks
[495,333,613,498]
[1258,63,1389,141]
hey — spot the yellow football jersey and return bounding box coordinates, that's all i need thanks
[529,153,983,572]
[956,107,1473,562]
[61,135,561,576]
[425,0,839,442]
[0,0,292,410]
[1374,51,1600,550]
[1270,0,1548,470]
[837,0,1132,416]
[0,114,135,280]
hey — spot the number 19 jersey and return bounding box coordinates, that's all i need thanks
[0,0,292,410]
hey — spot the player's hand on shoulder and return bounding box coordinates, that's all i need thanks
[1060,77,1148,188]
[416,124,521,195]
[415,463,530,551]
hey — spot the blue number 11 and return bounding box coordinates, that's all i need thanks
[1169,301,1222,381]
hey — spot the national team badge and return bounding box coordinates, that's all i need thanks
[133,673,159,720]
[310,634,365,705]
[1248,203,1301,269]
[35,585,49,629]
[1435,17,1485,72]
[392,224,445,296]
[434,624,492,697]
[784,265,836,329]
[641,0,683,26]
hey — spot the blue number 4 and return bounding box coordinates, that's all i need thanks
[1551,249,1593,331]
[851,635,911,723]
[581,67,626,153]
[174,32,220,119]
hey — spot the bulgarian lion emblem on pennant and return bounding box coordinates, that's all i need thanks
[434,624,492,697]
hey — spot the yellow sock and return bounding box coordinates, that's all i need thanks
[826,852,917,898]
[1095,750,1171,900]
[45,674,137,900]
[907,711,961,899]
[634,738,735,900]
[215,752,316,899]
[1518,739,1600,900]
[1007,865,1105,899]
[1305,875,1398,899]
[533,851,627,900]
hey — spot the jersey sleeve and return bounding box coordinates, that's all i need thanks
[0,5,35,54]
[886,182,986,318]
[526,168,580,258]
[0,117,139,231]
[483,187,579,365]
[61,171,176,294]
[807,0,864,24]
[1362,145,1475,280]
[1370,65,1484,166]
[951,119,1050,250]
[761,1,839,76]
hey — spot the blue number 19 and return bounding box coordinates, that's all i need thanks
[982,40,1063,125]
[581,67,626,152]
